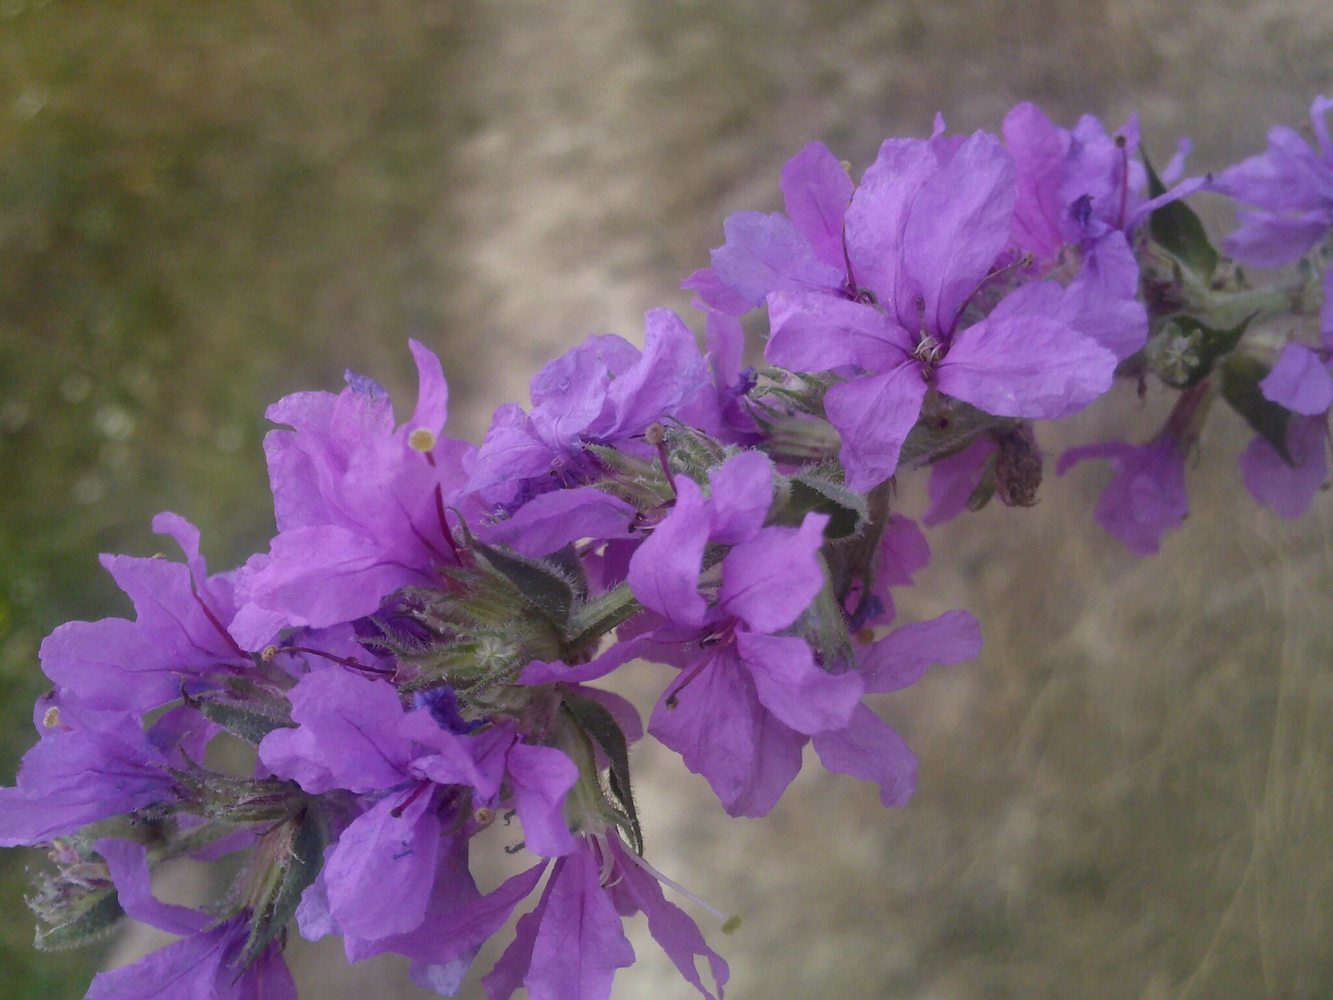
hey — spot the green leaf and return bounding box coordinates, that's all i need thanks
[564,583,641,652]
[192,696,294,745]
[238,806,328,970]
[779,474,866,539]
[471,540,577,629]
[1221,354,1292,463]
[562,693,642,854]
[34,890,124,952]
[1142,148,1218,282]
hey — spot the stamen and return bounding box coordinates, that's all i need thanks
[389,781,428,819]
[277,645,395,677]
[621,847,739,931]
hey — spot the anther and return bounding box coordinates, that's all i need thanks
[408,427,437,453]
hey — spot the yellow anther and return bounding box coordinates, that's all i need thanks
[42,707,61,729]
[408,427,437,453]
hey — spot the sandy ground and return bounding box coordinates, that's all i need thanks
[17,1,1332,997]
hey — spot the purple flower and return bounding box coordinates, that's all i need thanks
[231,340,474,646]
[468,310,717,505]
[1057,434,1190,555]
[39,512,251,718]
[1240,415,1329,519]
[814,611,982,807]
[765,130,1116,489]
[482,832,728,1000]
[1214,96,1333,267]
[623,453,863,815]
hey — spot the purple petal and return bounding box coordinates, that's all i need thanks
[258,669,410,794]
[405,339,449,439]
[95,839,210,936]
[825,363,929,490]
[1003,102,1069,260]
[719,516,828,634]
[626,476,709,627]
[1059,436,1190,554]
[483,883,547,1000]
[937,312,1115,420]
[844,138,939,308]
[765,291,914,373]
[707,450,774,545]
[481,488,637,557]
[324,789,441,941]
[901,130,1017,335]
[1240,416,1329,519]
[506,743,578,858]
[922,438,998,527]
[600,309,710,437]
[812,703,918,807]
[709,211,844,308]
[858,610,983,694]
[1225,208,1330,268]
[525,848,636,1000]
[736,631,862,735]
[606,835,729,1000]
[780,141,853,270]
[1260,344,1333,415]
[681,267,755,317]
[468,404,557,500]
[649,648,805,818]
[519,635,653,687]
[1063,233,1149,360]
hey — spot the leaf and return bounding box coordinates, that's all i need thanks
[562,693,642,854]
[1142,148,1218,282]
[192,697,295,745]
[564,583,641,651]
[780,474,867,539]
[238,806,327,970]
[471,540,577,630]
[1222,354,1292,464]
[34,890,124,952]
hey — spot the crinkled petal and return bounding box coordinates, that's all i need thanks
[506,743,578,858]
[901,129,1017,334]
[812,703,918,807]
[324,789,441,941]
[480,488,637,557]
[607,834,729,1000]
[937,313,1115,419]
[601,309,709,437]
[766,291,914,373]
[844,138,939,309]
[525,849,635,1000]
[781,141,853,271]
[708,211,844,308]
[1003,101,1069,259]
[626,476,709,627]
[1240,417,1329,519]
[825,363,929,490]
[95,839,210,936]
[858,610,983,694]
[736,631,863,735]
[707,450,775,545]
[1260,343,1333,415]
[719,516,828,633]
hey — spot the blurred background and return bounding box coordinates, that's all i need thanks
[1,2,1331,997]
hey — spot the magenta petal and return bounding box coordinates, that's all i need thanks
[601,309,710,437]
[766,291,914,373]
[736,631,862,735]
[480,487,637,557]
[1260,344,1333,415]
[825,363,929,490]
[812,703,918,807]
[719,516,828,633]
[707,450,774,545]
[95,839,210,936]
[626,476,709,627]
[937,313,1115,419]
[324,790,441,941]
[901,130,1017,334]
[606,835,729,1000]
[506,743,578,858]
[858,610,983,694]
[781,141,853,271]
[525,848,635,1000]
[1003,101,1069,259]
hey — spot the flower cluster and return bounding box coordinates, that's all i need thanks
[3,99,1329,999]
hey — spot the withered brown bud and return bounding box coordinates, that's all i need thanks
[991,422,1042,508]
